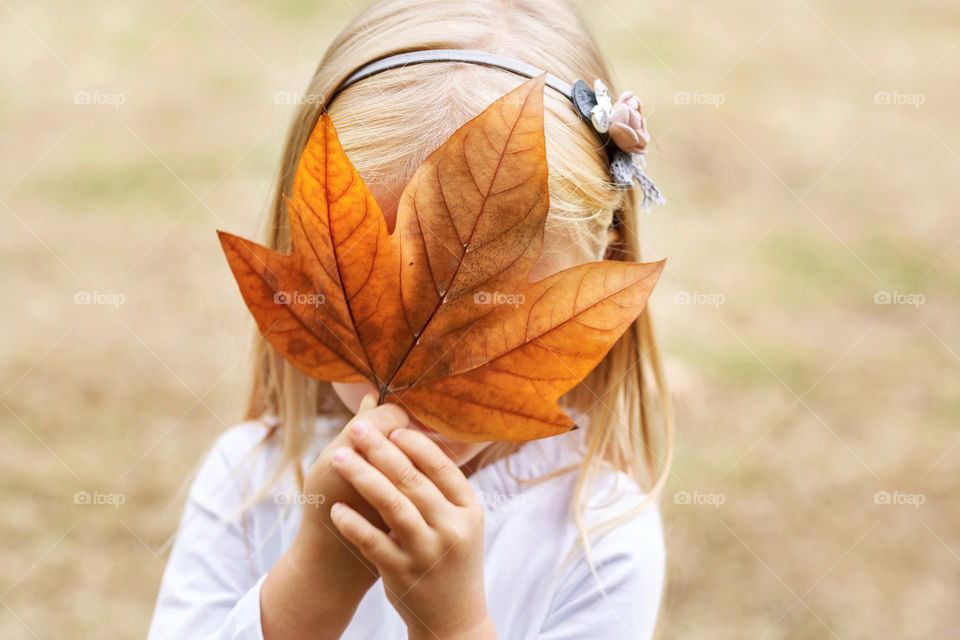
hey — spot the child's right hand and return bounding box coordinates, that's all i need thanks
[297,392,409,575]
[260,393,409,640]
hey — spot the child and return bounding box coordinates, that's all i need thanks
[148,0,672,638]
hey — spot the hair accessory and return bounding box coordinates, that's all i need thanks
[571,78,664,208]
[326,49,666,209]
[609,91,649,154]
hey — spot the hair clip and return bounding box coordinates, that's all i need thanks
[572,78,665,209]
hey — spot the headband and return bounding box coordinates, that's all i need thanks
[324,49,665,210]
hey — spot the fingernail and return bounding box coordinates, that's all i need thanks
[330,502,343,516]
[350,421,368,438]
[332,447,350,464]
[389,429,402,442]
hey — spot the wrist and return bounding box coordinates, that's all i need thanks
[289,523,378,595]
[261,527,376,640]
[408,613,497,640]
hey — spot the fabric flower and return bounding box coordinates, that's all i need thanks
[609,91,649,155]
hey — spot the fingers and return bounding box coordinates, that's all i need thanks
[312,399,407,475]
[388,429,476,507]
[348,400,409,438]
[348,421,447,522]
[327,398,408,454]
[332,446,428,542]
[329,501,402,569]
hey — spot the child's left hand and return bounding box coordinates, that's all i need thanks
[330,419,498,640]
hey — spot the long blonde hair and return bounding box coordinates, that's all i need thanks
[243,0,673,567]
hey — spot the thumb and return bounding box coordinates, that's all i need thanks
[358,392,378,412]
[342,394,409,440]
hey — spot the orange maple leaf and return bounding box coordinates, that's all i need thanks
[218,74,664,442]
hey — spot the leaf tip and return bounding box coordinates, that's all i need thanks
[645,257,668,284]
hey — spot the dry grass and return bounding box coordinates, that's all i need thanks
[1,0,957,637]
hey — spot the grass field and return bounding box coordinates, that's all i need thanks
[2,0,958,637]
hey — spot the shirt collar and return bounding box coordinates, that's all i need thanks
[467,412,590,510]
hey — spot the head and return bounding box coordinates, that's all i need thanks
[245,0,672,525]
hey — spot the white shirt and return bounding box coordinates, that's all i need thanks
[147,415,665,639]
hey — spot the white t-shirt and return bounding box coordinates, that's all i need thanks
[147,415,665,639]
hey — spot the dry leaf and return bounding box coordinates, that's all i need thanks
[218,74,664,442]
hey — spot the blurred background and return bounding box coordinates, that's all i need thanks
[2,0,957,637]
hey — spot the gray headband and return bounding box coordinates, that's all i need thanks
[325,48,664,208]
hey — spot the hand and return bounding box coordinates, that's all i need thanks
[261,394,410,640]
[330,422,497,640]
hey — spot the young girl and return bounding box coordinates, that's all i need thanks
[148,0,672,638]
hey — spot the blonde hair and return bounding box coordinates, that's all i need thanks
[244,0,673,575]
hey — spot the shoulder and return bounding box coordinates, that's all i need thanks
[590,470,665,589]
[541,469,666,638]
[477,441,665,586]
[563,466,665,574]
[586,467,664,536]
[470,430,665,636]
[208,419,275,464]
[186,419,279,513]
[196,419,278,481]
[475,428,664,556]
